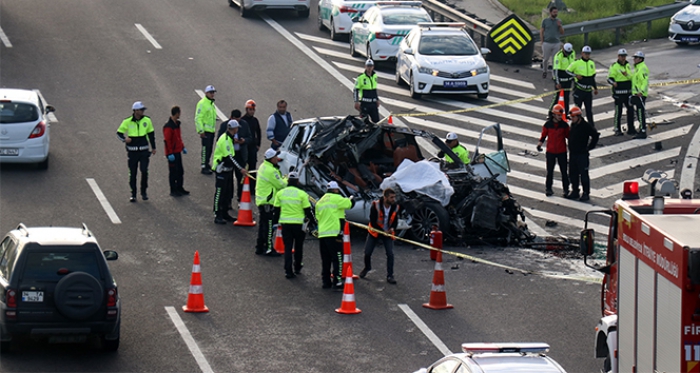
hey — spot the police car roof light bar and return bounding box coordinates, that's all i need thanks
[461,343,550,355]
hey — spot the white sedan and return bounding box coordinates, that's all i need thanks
[395,23,491,99]
[349,2,432,62]
[0,89,55,169]
[318,0,379,41]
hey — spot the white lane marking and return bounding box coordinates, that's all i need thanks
[296,32,349,48]
[590,125,691,158]
[86,178,122,224]
[0,26,12,48]
[522,207,609,234]
[313,46,364,62]
[135,23,162,49]
[33,89,58,122]
[194,90,228,121]
[165,307,214,373]
[508,184,603,212]
[589,147,681,179]
[595,99,667,121]
[398,304,452,356]
[489,74,535,90]
[595,169,675,199]
[680,126,700,194]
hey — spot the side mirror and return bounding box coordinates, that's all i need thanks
[690,250,700,285]
[403,48,414,55]
[480,48,491,55]
[45,105,56,114]
[103,250,119,261]
[351,15,361,22]
[580,229,595,256]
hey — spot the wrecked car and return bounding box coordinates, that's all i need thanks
[277,115,533,245]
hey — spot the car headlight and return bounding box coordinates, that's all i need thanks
[417,66,438,76]
[470,66,489,76]
[672,18,681,24]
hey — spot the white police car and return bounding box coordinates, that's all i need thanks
[350,2,432,62]
[395,23,491,99]
[414,343,568,373]
[0,89,55,170]
[669,0,700,44]
[318,0,380,40]
[228,0,310,18]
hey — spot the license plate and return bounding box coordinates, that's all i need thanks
[49,335,87,344]
[681,36,699,42]
[22,291,44,302]
[444,81,467,88]
[0,148,19,156]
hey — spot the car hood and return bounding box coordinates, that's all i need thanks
[674,4,700,21]
[417,54,484,72]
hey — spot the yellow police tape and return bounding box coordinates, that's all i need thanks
[346,220,603,284]
[392,77,700,118]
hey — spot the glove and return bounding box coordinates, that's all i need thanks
[182,147,188,155]
[536,145,543,152]
[167,154,175,162]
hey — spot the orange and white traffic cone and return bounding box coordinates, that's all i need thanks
[388,115,393,125]
[273,224,285,254]
[341,221,359,279]
[558,90,567,122]
[183,251,209,313]
[234,176,256,227]
[335,267,361,314]
[423,249,453,310]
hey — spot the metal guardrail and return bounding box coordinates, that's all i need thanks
[420,0,493,46]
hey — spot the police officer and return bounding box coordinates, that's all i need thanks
[255,148,287,256]
[315,181,354,289]
[567,46,598,127]
[566,106,599,202]
[274,172,314,279]
[212,120,248,224]
[218,109,253,204]
[551,43,575,114]
[606,49,633,136]
[437,132,470,166]
[354,59,380,123]
[631,51,650,139]
[537,104,570,197]
[117,101,157,202]
[196,85,217,174]
[266,100,292,150]
[359,187,399,285]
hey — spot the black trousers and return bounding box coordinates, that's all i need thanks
[127,151,150,197]
[167,152,184,193]
[549,81,572,114]
[363,234,395,278]
[612,94,633,132]
[283,224,305,275]
[360,102,380,123]
[573,89,595,127]
[200,132,215,168]
[233,154,247,202]
[256,205,275,254]
[569,152,591,195]
[545,152,569,193]
[214,170,233,216]
[319,236,342,286]
[630,95,647,133]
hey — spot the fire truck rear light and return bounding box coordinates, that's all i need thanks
[622,181,639,200]
[461,343,550,355]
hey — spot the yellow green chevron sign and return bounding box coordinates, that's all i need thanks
[489,15,532,55]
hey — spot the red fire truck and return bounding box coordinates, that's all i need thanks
[580,170,700,373]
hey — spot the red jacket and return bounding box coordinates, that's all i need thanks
[163,118,184,155]
[539,119,569,154]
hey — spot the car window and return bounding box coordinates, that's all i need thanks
[382,11,431,25]
[366,9,378,24]
[418,34,478,56]
[0,102,39,124]
[405,31,417,48]
[0,237,14,278]
[430,358,460,373]
[20,251,102,281]
[0,239,18,280]
[454,364,472,373]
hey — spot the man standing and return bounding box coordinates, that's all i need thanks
[566,106,599,202]
[163,106,189,197]
[274,172,314,279]
[631,51,650,139]
[195,85,218,175]
[116,101,157,202]
[354,59,380,123]
[567,46,598,127]
[437,132,470,166]
[359,188,399,285]
[537,104,570,197]
[212,120,248,224]
[219,109,253,203]
[606,49,633,136]
[315,181,354,289]
[266,100,292,150]
[551,43,575,114]
[255,149,287,256]
[540,6,564,79]
[243,99,262,200]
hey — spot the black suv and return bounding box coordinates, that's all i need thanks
[0,223,120,352]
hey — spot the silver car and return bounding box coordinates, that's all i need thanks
[0,89,55,169]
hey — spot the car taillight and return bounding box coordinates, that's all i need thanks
[28,121,46,139]
[338,6,358,13]
[106,288,117,307]
[375,32,393,39]
[6,288,17,308]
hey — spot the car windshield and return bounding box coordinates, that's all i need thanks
[0,102,39,124]
[382,11,431,25]
[21,250,101,281]
[694,0,700,5]
[418,34,478,56]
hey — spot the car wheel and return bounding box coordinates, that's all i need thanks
[349,34,360,57]
[409,200,449,242]
[676,41,690,46]
[102,322,120,352]
[228,0,235,6]
[298,8,310,18]
[0,340,10,354]
[318,9,327,30]
[395,67,405,86]
[330,18,340,41]
[366,43,373,61]
[240,4,251,17]
[54,272,104,321]
[477,93,489,99]
[603,355,611,372]
[409,73,422,99]
[37,155,49,170]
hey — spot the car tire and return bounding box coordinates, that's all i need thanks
[318,8,327,30]
[240,4,251,18]
[298,8,310,18]
[675,41,689,46]
[350,34,359,57]
[409,73,422,99]
[603,355,611,372]
[0,340,10,354]
[54,272,104,321]
[102,322,120,352]
[395,67,405,86]
[477,93,489,99]
[366,43,373,61]
[409,200,449,242]
[330,18,340,41]
[228,0,235,6]
[37,155,49,170]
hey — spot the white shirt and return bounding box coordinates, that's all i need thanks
[383,205,391,230]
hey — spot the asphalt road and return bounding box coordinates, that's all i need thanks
[1,0,697,372]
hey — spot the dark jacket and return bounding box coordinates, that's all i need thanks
[368,198,399,232]
[242,113,262,164]
[539,119,570,154]
[568,118,600,154]
[163,118,184,155]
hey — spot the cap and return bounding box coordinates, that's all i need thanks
[552,104,565,115]
[582,45,592,53]
[132,101,146,111]
[446,132,458,141]
[264,148,280,160]
[227,119,240,129]
[327,181,340,189]
[205,85,216,93]
[618,48,628,56]
[633,51,645,58]
[563,43,573,52]
[245,99,256,109]
[569,106,582,117]
[365,59,374,66]
[288,172,299,179]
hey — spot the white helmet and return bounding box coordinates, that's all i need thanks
[633,51,645,58]
[563,43,573,52]
[582,45,592,53]
[617,48,627,56]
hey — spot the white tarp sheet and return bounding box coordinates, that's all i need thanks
[379,159,454,206]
